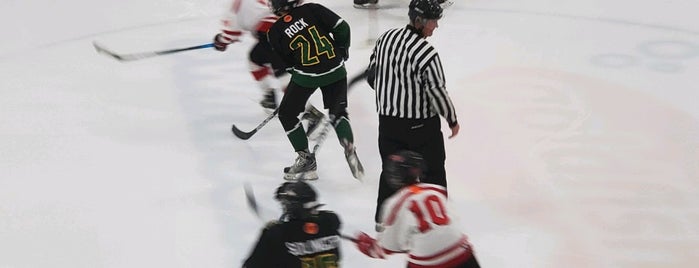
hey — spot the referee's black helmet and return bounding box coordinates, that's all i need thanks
[409,0,443,21]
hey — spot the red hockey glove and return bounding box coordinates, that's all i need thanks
[355,232,385,259]
[213,31,242,51]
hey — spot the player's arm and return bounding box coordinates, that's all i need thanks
[376,201,413,254]
[308,3,350,60]
[331,20,350,60]
[242,222,279,268]
[423,53,458,129]
[266,29,296,70]
[213,3,243,51]
[366,49,377,89]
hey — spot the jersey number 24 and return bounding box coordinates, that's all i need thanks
[289,26,336,66]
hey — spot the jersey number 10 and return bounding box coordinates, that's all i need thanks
[409,194,450,233]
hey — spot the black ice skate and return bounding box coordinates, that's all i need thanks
[283,150,318,181]
[302,105,325,141]
[341,139,364,180]
[260,90,277,110]
[353,0,379,9]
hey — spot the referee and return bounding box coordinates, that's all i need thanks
[367,0,459,228]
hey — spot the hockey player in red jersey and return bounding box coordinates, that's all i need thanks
[212,0,286,110]
[353,151,481,268]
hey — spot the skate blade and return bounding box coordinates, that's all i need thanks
[353,3,379,9]
[346,153,365,180]
[284,170,318,181]
[441,1,454,8]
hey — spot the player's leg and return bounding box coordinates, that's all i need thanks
[375,120,409,228]
[320,77,364,179]
[279,82,317,180]
[411,117,447,188]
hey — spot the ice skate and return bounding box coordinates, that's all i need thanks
[283,150,318,181]
[439,0,454,8]
[341,139,364,180]
[260,90,277,110]
[375,222,385,232]
[302,105,325,141]
[353,0,379,9]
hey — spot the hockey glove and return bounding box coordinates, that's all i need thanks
[213,31,242,51]
[355,232,385,259]
[337,47,349,61]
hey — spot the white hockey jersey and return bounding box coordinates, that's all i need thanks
[221,0,278,34]
[378,183,473,268]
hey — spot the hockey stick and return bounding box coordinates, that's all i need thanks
[310,114,334,155]
[348,70,368,89]
[305,70,367,150]
[231,71,367,140]
[93,42,214,62]
[231,108,279,140]
[243,182,357,242]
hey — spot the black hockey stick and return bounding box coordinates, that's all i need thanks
[231,108,279,140]
[243,182,358,242]
[93,42,214,62]
[347,70,368,89]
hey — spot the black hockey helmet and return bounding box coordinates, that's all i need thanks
[385,150,427,190]
[409,0,443,22]
[275,181,322,220]
[269,0,301,16]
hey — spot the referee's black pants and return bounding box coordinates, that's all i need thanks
[375,115,447,223]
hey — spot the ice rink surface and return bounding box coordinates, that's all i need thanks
[1,0,698,267]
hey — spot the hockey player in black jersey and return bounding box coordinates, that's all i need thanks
[267,0,363,181]
[243,181,342,268]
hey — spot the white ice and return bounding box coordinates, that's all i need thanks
[1,0,698,267]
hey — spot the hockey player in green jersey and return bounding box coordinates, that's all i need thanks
[267,0,363,181]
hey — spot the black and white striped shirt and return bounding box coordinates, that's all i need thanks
[367,25,458,127]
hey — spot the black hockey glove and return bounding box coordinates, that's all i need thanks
[337,47,349,61]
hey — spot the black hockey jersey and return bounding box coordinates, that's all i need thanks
[267,3,350,88]
[243,211,342,268]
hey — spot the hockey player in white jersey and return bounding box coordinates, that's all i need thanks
[212,0,284,110]
[354,150,481,268]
